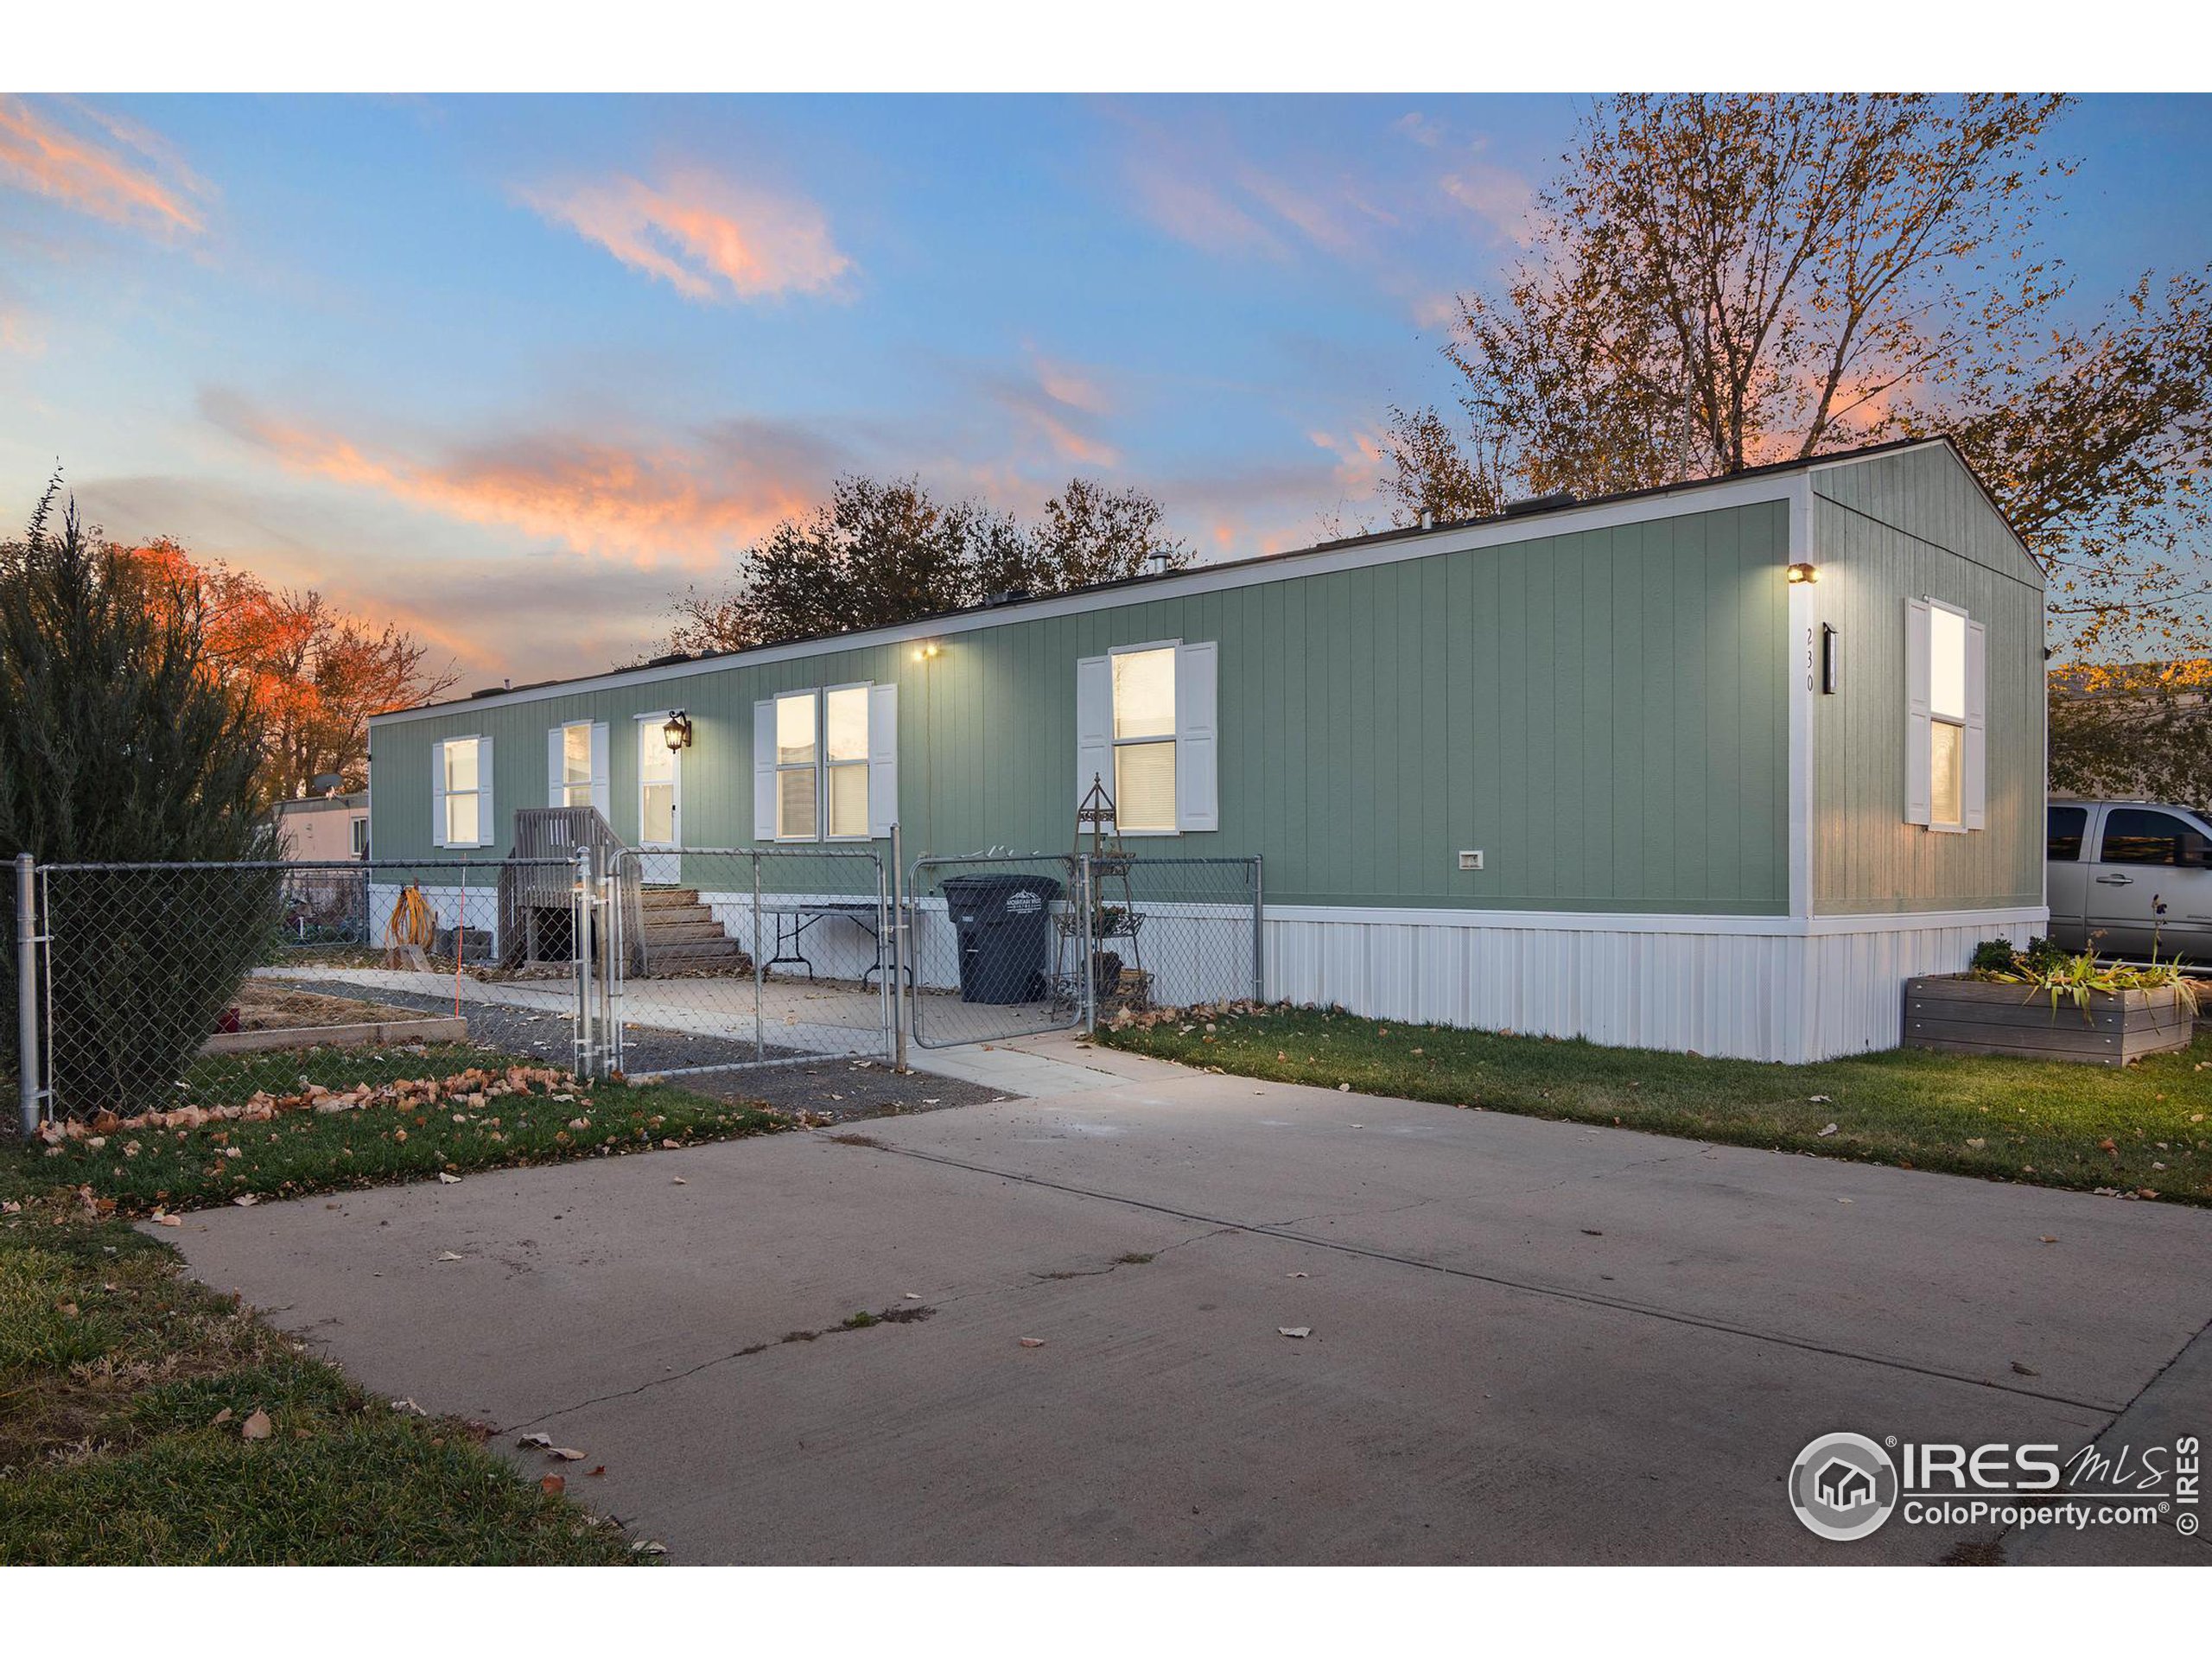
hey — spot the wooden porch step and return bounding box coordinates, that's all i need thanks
[641,918,729,944]
[639,887,704,910]
[645,939,748,970]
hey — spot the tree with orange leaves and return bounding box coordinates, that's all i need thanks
[109,537,457,804]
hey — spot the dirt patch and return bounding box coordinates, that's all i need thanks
[231,982,423,1032]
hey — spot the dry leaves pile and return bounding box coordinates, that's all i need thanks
[35,1065,582,1146]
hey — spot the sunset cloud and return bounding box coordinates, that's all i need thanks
[980,351,1121,469]
[0,96,210,236]
[201,390,841,571]
[523,167,852,303]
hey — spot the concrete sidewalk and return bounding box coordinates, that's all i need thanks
[168,1044,2212,1564]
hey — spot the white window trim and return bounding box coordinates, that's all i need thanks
[759,683,894,844]
[1109,640,1181,838]
[433,734,492,849]
[635,712,683,849]
[1927,598,1970,836]
[770,688,822,842]
[550,719,610,817]
[823,681,874,842]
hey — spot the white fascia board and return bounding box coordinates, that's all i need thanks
[371,470,1807,729]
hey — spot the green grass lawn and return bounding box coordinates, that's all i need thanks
[1,1043,792,1563]
[1097,1005,2212,1205]
[30,1045,788,1215]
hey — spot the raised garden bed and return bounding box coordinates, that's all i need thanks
[198,982,467,1057]
[1903,975,2195,1065]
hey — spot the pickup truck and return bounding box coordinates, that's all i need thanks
[2046,800,2212,961]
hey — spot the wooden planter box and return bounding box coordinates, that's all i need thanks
[1903,976,2194,1066]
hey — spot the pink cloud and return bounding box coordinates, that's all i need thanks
[523,166,852,303]
[201,390,840,572]
[0,96,209,236]
[982,351,1122,469]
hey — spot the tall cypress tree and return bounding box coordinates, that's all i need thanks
[2,479,282,1117]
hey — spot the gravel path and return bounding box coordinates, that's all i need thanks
[282,978,1001,1124]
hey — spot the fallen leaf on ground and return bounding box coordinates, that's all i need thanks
[1287,1272,1307,1279]
[2038,1236,2058,1244]
[1816,1123,1837,1138]
[233,1194,258,1207]
[548,1447,587,1461]
[1279,1326,1312,1339]
[152,1214,181,1227]
[2011,1361,2040,1376]
[1018,1337,1046,1348]
[210,1407,232,1427]
[587,1465,606,1477]
[517,1432,554,1448]
[541,1474,566,1495]
[630,1540,666,1555]
[435,1250,464,1262]
[240,1409,273,1441]
[437,1172,461,1185]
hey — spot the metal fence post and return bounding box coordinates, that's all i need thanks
[1079,853,1097,1034]
[573,846,594,1078]
[888,824,908,1071]
[16,853,39,1136]
[605,853,626,1079]
[1250,854,1266,1006]
[752,851,766,1064]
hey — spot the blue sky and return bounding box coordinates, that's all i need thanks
[3,93,2208,683]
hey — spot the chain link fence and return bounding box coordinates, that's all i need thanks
[905,853,1262,1049]
[9,843,1262,1129]
[16,858,580,1128]
[605,845,893,1079]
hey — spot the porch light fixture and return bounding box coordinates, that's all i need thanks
[1785,562,1819,585]
[662,710,693,752]
[912,640,943,662]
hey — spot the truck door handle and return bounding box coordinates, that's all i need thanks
[2094,874,2133,886]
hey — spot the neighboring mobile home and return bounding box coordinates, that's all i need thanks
[365,437,2046,1062]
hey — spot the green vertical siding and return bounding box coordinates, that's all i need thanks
[1810,449,2046,914]
[371,500,1793,913]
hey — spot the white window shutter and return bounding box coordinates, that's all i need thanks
[867,683,899,838]
[546,726,565,809]
[590,721,611,820]
[1904,599,1932,826]
[1963,618,1987,831]
[1076,655,1113,830]
[477,736,494,849]
[1174,640,1219,833]
[753,699,778,842]
[431,740,448,848]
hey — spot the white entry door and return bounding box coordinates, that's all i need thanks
[637,715,682,885]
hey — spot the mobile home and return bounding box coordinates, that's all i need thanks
[365,437,2047,1062]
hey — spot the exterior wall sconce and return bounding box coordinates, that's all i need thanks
[912,640,943,662]
[1785,562,1820,585]
[662,710,693,751]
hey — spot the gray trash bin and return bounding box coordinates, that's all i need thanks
[940,874,1062,1004]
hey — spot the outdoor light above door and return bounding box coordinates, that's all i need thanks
[662,710,693,751]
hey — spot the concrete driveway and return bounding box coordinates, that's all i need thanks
[168,1037,2212,1564]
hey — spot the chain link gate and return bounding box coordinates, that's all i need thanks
[595,844,895,1082]
[904,853,1263,1050]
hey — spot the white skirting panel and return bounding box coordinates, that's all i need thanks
[1261,906,2046,1064]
